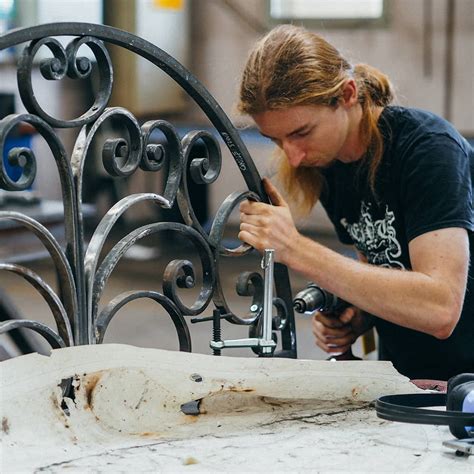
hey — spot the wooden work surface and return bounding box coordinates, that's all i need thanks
[1,344,472,472]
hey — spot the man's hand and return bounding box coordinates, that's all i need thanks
[311,307,374,354]
[238,178,300,263]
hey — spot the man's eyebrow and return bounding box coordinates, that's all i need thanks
[287,124,310,137]
[260,124,310,140]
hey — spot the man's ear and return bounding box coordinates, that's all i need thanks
[341,79,358,108]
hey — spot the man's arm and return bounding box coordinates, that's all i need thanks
[311,249,375,354]
[239,178,469,339]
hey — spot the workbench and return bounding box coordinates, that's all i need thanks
[1,344,472,472]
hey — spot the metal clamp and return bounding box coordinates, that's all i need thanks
[443,438,474,456]
[209,249,277,356]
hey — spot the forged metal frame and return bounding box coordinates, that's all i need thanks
[0,22,296,358]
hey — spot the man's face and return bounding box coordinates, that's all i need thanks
[252,103,353,169]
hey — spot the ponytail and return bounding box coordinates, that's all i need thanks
[354,63,394,107]
[354,63,395,191]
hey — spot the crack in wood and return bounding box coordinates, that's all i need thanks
[259,404,371,427]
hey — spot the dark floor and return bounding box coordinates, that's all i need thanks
[0,228,366,361]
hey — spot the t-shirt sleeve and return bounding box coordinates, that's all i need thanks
[399,134,474,242]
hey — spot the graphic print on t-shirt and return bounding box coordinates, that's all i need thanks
[340,201,406,269]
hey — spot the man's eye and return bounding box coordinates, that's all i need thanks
[295,128,312,138]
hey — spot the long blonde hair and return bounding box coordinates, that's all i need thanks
[238,25,394,215]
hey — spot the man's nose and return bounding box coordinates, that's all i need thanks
[282,141,305,167]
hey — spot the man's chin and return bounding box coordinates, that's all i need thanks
[302,160,335,170]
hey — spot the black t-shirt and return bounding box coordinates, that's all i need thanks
[319,106,474,380]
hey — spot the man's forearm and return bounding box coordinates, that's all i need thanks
[287,234,464,339]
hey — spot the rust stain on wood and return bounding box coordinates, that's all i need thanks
[83,372,104,409]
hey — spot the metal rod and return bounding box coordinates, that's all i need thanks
[261,249,274,355]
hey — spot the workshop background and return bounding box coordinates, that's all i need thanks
[0,0,472,360]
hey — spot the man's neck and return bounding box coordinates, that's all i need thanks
[339,105,383,163]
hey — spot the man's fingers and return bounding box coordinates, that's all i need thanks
[339,307,357,324]
[314,312,346,328]
[312,317,356,354]
[240,212,270,227]
[314,328,353,353]
[316,339,333,353]
[311,319,351,338]
[326,344,352,354]
[239,200,272,216]
[238,230,257,248]
[325,333,355,347]
[239,219,268,242]
[263,178,288,208]
[316,339,351,354]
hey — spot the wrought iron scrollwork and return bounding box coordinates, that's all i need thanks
[235,271,264,324]
[72,107,143,181]
[95,290,191,351]
[0,212,78,325]
[0,261,73,346]
[18,36,112,128]
[209,190,258,256]
[89,221,214,345]
[208,191,261,325]
[0,22,296,358]
[0,319,66,350]
[178,130,222,236]
[140,119,183,205]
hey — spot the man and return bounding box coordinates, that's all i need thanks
[237,24,474,380]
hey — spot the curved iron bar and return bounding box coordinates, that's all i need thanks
[271,297,289,332]
[208,190,261,324]
[71,107,144,189]
[76,114,183,342]
[140,120,183,206]
[17,35,113,128]
[71,107,147,343]
[0,114,86,341]
[177,130,222,237]
[271,263,296,357]
[162,258,209,316]
[0,263,73,346]
[248,296,289,352]
[0,114,71,193]
[235,271,264,325]
[95,290,191,352]
[84,193,169,342]
[208,190,259,256]
[0,23,296,357]
[0,319,66,350]
[91,222,214,327]
[0,211,78,336]
[72,107,143,181]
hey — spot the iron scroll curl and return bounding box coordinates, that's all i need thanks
[17,35,113,129]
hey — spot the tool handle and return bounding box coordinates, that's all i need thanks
[327,347,362,361]
[293,283,361,361]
